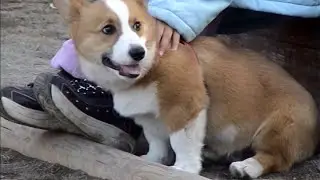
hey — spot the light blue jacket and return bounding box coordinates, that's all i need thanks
[148,0,320,42]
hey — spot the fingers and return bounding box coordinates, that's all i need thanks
[171,31,180,50]
[156,20,180,56]
[159,25,173,56]
[156,21,165,44]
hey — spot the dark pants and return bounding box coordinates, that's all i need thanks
[201,7,315,36]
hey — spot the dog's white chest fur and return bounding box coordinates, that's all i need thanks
[113,83,159,118]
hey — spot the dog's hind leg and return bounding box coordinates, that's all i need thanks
[229,111,317,178]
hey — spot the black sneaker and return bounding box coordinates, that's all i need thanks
[33,70,142,153]
[0,83,59,130]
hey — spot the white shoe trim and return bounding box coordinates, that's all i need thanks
[2,97,52,128]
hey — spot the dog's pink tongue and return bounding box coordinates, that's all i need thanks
[119,65,140,76]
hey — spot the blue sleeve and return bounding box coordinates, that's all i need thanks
[148,0,232,42]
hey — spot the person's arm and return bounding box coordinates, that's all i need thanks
[148,0,232,42]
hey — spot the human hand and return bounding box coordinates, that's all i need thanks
[156,20,180,56]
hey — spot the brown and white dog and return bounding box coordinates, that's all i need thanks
[53,0,319,178]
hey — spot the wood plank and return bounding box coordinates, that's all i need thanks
[0,118,209,180]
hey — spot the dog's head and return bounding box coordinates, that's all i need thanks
[54,0,157,91]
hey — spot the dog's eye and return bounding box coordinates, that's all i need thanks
[132,21,141,31]
[102,25,116,35]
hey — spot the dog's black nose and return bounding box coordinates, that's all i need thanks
[129,46,145,61]
[101,52,109,60]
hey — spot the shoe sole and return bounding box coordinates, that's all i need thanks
[0,96,56,129]
[0,96,56,131]
[33,72,88,135]
[51,85,135,152]
[33,72,135,152]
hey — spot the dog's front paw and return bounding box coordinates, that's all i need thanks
[170,165,184,171]
[140,154,165,164]
[140,154,153,161]
[229,158,264,178]
[170,163,201,174]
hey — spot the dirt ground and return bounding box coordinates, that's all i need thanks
[1,0,320,179]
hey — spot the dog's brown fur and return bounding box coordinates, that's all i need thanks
[136,43,208,132]
[192,37,319,174]
[54,0,319,177]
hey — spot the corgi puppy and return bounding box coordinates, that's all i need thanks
[53,0,319,178]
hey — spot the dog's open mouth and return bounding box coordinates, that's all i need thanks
[102,57,140,78]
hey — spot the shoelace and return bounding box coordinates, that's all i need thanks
[69,79,111,98]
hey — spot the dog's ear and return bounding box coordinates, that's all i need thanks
[53,0,89,24]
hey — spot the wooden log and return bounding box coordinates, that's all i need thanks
[0,118,210,180]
